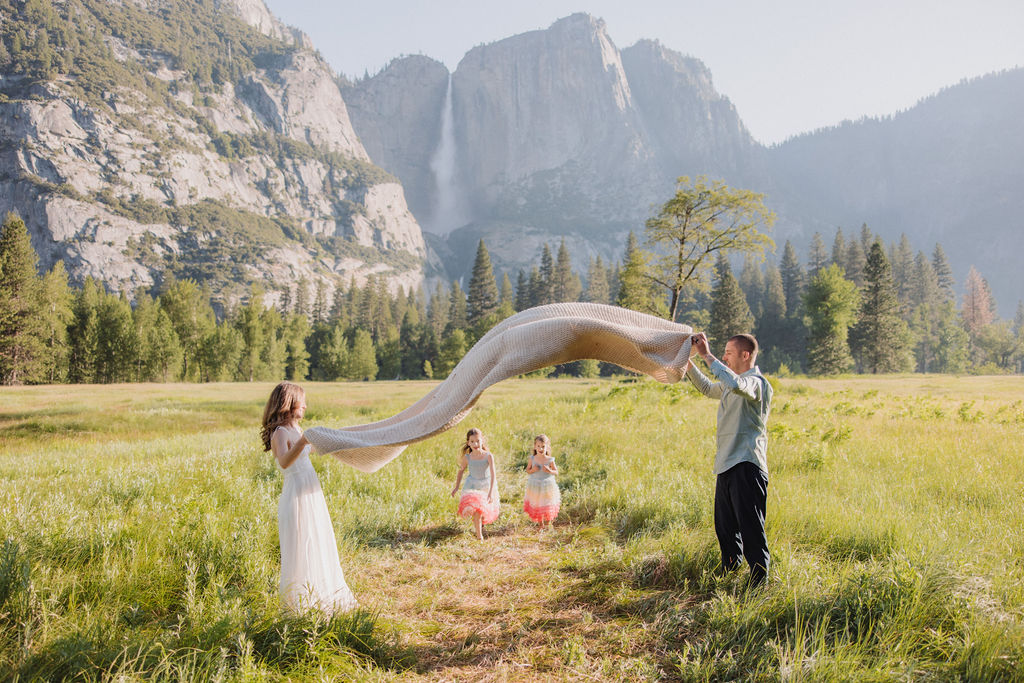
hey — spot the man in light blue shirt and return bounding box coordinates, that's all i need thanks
[685,331,773,587]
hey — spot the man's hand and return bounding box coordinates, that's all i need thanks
[691,332,710,360]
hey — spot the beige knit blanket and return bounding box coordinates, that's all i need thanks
[304,302,693,472]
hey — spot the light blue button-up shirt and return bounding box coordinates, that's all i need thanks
[686,360,772,475]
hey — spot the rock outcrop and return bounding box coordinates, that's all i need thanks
[0,0,428,305]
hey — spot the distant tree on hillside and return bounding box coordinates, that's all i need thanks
[708,256,754,353]
[849,241,912,373]
[804,264,859,375]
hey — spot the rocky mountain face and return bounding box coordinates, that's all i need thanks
[0,0,429,307]
[343,13,1020,312]
[342,13,759,281]
[765,68,1024,315]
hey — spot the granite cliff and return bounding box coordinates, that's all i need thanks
[0,0,430,307]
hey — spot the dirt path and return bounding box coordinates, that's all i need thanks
[359,521,676,681]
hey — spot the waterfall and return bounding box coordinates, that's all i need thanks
[428,74,467,234]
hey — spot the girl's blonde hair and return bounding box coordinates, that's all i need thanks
[461,427,486,456]
[532,434,551,457]
[261,381,305,451]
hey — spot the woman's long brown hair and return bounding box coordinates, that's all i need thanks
[261,381,305,451]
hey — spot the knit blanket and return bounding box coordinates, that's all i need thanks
[304,302,693,472]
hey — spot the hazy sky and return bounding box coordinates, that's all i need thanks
[261,0,1023,145]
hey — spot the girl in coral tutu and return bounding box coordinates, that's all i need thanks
[450,427,500,540]
[523,434,560,527]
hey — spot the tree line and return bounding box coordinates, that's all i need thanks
[2,180,1021,385]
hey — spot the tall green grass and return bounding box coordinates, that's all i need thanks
[1,376,1022,680]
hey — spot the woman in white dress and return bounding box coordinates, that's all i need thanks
[260,381,356,614]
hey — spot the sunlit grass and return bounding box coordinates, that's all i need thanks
[1,375,1022,680]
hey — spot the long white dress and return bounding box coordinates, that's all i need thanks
[275,425,357,614]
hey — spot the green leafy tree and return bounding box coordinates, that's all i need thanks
[803,264,859,375]
[708,256,754,353]
[849,242,913,373]
[932,302,970,374]
[467,240,499,328]
[643,176,774,322]
[0,212,45,384]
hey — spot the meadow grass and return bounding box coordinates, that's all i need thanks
[1,375,1022,681]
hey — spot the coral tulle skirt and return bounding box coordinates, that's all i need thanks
[458,490,500,524]
[523,474,560,523]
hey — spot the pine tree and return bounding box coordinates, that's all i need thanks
[466,240,499,327]
[527,267,543,308]
[447,280,468,331]
[514,270,530,312]
[160,277,215,380]
[779,240,804,317]
[551,239,581,302]
[844,239,867,288]
[499,273,514,309]
[849,241,912,373]
[931,243,955,302]
[538,244,555,305]
[708,256,754,353]
[39,260,74,383]
[199,323,242,382]
[435,328,467,378]
[583,256,611,305]
[807,232,828,277]
[96,291,139,383]
[347,328,378,381]
[616,232,666,317]
[803,264,859,375]
[312,279,328,324]
[0,212,46,384]
[738,256,765,321]
[961,265,994,338]
[283,312,311,380]
[830,228,847,271]
[755,265,789,371]
[890,234,915,313]
[68,277,101,383]
[428,281,449,335]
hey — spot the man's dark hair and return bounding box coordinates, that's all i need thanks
[728,333,758,358]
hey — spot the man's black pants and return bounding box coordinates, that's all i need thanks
[715,461,769,586]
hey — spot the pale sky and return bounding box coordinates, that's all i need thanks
[262,0,1023,145]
